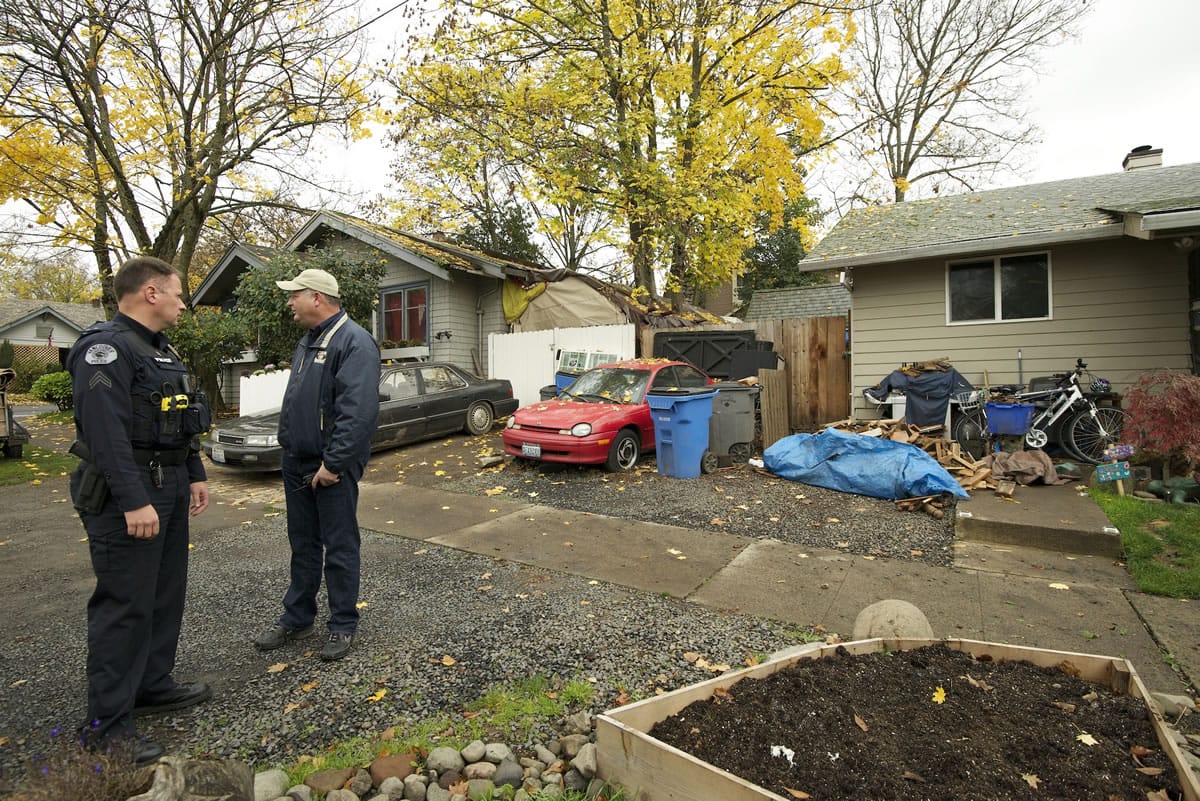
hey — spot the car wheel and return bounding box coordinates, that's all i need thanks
[701,450,719,474]
[464,401,495,435]
[605,430,640,472]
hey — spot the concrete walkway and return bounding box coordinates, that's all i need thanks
[338,480,1200,699]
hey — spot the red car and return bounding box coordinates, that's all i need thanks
[502,359,712,471]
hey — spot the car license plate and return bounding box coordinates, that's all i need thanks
[521,443,541,458]
[211,445,225,463]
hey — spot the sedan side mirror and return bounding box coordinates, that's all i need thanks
[379,392,390,402]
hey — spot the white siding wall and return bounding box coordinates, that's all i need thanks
[849,238,1189,416]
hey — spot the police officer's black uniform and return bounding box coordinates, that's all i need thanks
[66,311,210,745]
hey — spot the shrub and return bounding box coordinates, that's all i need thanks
[32,371,74,411]
[0,339,14,368]
[1123,370,1200,472]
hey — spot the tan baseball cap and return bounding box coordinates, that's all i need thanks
[276,268,340,299]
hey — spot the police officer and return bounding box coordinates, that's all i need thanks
[254,268,379,661]
[67,256,212,764]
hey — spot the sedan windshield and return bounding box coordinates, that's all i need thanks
[563,368,650,405]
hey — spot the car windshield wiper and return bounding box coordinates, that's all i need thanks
[574,392,611,403]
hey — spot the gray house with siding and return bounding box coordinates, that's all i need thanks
[799,152,1200,418]
[193,210,533,405]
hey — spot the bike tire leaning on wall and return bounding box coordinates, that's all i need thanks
[1065,407,1130,464]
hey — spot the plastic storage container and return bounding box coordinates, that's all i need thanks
[985,402,1036,435]
[645,388,717,478]
[539,384,558,401]
[705,383,759,470]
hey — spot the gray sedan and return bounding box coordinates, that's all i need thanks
[204,362,518,471]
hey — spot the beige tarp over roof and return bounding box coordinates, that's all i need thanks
[511,275,627,331]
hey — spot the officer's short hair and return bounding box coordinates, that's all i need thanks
[114,256,178,300]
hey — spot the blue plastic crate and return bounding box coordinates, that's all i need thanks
[985,402,1035,435]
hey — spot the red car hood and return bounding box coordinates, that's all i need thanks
[513,398,642,430]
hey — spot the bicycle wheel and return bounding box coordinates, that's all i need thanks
[1064,406,1129,464]
[952,410,989,461]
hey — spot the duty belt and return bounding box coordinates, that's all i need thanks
[132,448,190,466]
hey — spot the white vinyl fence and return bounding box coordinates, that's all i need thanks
[488,324,636,408]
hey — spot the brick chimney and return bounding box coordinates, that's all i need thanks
[1122,145,1162,171]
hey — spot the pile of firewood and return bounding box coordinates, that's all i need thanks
[821,417,1001,517]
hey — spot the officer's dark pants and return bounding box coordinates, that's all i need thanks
[280,459,361,634]
[75,463,189,743]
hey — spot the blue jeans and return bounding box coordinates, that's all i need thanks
[279,459,361,633]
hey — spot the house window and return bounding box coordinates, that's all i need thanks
[381,284,428,345]
[948,253,1050,323]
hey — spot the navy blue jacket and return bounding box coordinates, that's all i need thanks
[277,311,380,479]
[67,313,207,511]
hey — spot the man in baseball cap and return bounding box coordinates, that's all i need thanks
[275,268,340,299]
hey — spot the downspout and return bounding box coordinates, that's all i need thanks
[476,281,502,376]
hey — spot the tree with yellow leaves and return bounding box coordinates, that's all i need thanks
[391,0,852,299]
[0,0,376,313]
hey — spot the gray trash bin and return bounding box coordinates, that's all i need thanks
[703,383,759,472]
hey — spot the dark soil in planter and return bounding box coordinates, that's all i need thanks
[649,644,1184,800]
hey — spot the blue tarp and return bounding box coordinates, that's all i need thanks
[764,427,968,500]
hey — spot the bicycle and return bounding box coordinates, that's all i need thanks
[951,359,1129,464]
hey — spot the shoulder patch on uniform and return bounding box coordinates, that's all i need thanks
[85,343,118,365]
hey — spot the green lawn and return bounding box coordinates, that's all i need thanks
[1091,488,1200,598]
[0,446,77,486]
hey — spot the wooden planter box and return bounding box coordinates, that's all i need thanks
[595,638,1200,801]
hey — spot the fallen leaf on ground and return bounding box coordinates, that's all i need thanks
[964,674,994,691]
[440,655,457,666]
[266,663,287,673]
[784,789,810,799]
[901,771,925,782]
[367,689,387,703]
[854,712,868,732]
[1048,582,1070,590]
[1076,732,1099,746]
[1022,773,1040,789]
[1052,701,1076,713]
[1136,767,1164,776]
[283,703,300,714]
[356,601,368,609]
[932,686,946,704]
[300,681,319,692]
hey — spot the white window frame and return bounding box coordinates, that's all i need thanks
[945,251,1053,325]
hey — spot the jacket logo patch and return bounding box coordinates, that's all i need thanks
[85,344,118,365]
[154,357,173,363]
[314,351,328,364]
[89,372,113,389]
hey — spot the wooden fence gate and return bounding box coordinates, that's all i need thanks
[643,316,849,447]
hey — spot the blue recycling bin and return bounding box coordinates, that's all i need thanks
[555,370,582,393]
[646,388,717,478]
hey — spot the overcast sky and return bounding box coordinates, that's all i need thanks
[1000,0,1200,185]
[328,0,1200,205]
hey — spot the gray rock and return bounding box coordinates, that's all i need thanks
[286,781,312,801]
[484,743,513,763]
[255,769,290,801]
[514,791,533,801]
[493,757,524,788]
[128,757,254,801]
[559,734,590,758]
[585,777,608,800]
[350,768,374,797]
[366,795,389,801]
[326,790,359,801]
[377,776,405,799]
[460,740,486,764]
[541,771,563,787]
[534,745,557,765]
[426,784,451,801]
[463,761,496,780]
[1150,692,1196,718]
[569,743,597,779]
[427,747,466,774]
[852,599,934,640]
[401,774,428,801]
[563,768,588,792]
[538,783,563,798]
[287,785,313,801]
[518,757,544,774]
[562,711,592,735]
[465,778,495,799]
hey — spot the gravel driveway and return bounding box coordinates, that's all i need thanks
[1,422,951,792]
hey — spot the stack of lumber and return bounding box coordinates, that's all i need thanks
[821,417,1000,516]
